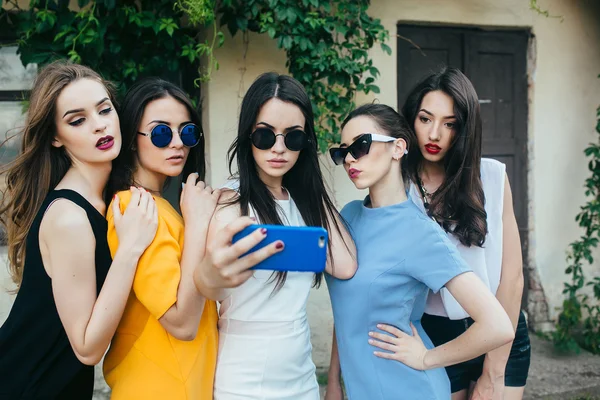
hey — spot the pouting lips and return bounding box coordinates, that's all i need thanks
[348,168,361,178]
[96,136,113,147]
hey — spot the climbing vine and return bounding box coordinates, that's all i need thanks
[553,92,600,354]
[1,0,388,149]
[528,0,600,354]
[1,0,221,101]
[217,0,390,151]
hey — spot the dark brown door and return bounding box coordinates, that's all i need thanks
[397,25,530,306]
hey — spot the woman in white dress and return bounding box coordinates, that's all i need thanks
[194,72,357,400]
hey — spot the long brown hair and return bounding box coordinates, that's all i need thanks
[0,60,116,288]
[402,66,487,247]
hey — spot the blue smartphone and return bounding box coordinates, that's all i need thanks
[232,224,328,273]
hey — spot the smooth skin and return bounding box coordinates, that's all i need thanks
[132,96,221,340]
[194,98,357,301]
[325,114,514,399]
[40,78,158,365]
[415,91,524,400]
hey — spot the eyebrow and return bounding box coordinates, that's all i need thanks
[147,120,194,128]
[256,121,303,131]
[63,97,110,118]
[419,108,456,120]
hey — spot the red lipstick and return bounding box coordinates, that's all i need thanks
[96,135,114,150]
[348,168,361,179]
[424,143,441,155]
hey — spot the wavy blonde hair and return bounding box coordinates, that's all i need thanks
[0,60,116,289]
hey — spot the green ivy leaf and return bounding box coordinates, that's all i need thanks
[381,42,391,55]
[236,16,248,31]
[67,49,81,63]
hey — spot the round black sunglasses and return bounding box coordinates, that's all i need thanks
[250,127,310,152]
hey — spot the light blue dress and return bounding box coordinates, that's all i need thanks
[326,197,471,400]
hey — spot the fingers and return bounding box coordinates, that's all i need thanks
[181,173,199,205]
[138,190,150,211]
[373,351,395,360]
[376,324,404,338]
[152,198,158,222]
[225,226,268,260]
[112,194,122,222]
[145,192,155,215]
[410,322,420,338]
[368,331,397,344]
[196,180,206,190]
[228,240,284,275]
[219,269,254,288]
[185,172,199,187]
[368,339,396,352]
[217,217,257,247]
[129,186,142,206]
[147,195,158,224]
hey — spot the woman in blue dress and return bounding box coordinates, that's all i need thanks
[325,104,514,400]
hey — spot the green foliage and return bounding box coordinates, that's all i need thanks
[553,79,600,354]
[218,0,390,151]
[3,0,388,151]
[175,0,224,83]
[529,0,564,22]
[7,0,221,99]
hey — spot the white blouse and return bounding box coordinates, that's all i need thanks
[408,158,506,320]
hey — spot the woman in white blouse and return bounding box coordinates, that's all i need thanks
[402,66,531,400]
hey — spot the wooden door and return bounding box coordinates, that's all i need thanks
[397,25,530,306]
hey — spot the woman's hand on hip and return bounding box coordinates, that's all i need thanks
[369,322,429,370]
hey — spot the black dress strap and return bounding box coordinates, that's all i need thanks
[43,189,104,222]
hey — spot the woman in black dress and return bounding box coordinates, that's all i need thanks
[0,61,158,399]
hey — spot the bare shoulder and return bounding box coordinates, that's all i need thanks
[217,189,240,205]
[40,199,94,241]
[213,190,241,227]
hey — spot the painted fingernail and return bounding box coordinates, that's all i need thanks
[368,339,373,344]
[377,324,382,328]
[275,241,284,250]
[369,332,374,336]
[260,228,267,235]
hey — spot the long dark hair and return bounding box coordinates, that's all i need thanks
[0,60,116,288]
[402,66,487,247]
[227,72,348,289]
[106,78,205,201]
[341,103,413,184]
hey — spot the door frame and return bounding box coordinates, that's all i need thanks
[396,23,532,308]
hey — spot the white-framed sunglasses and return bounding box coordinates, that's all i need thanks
[329,133,407,165]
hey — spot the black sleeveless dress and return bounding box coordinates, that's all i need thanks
[0,190,112,399]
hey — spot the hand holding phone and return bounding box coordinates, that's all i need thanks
[232,224,328,273]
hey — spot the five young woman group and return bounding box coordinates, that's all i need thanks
[0,60,531,400]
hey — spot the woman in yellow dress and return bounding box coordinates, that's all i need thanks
[102,78,220,399]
